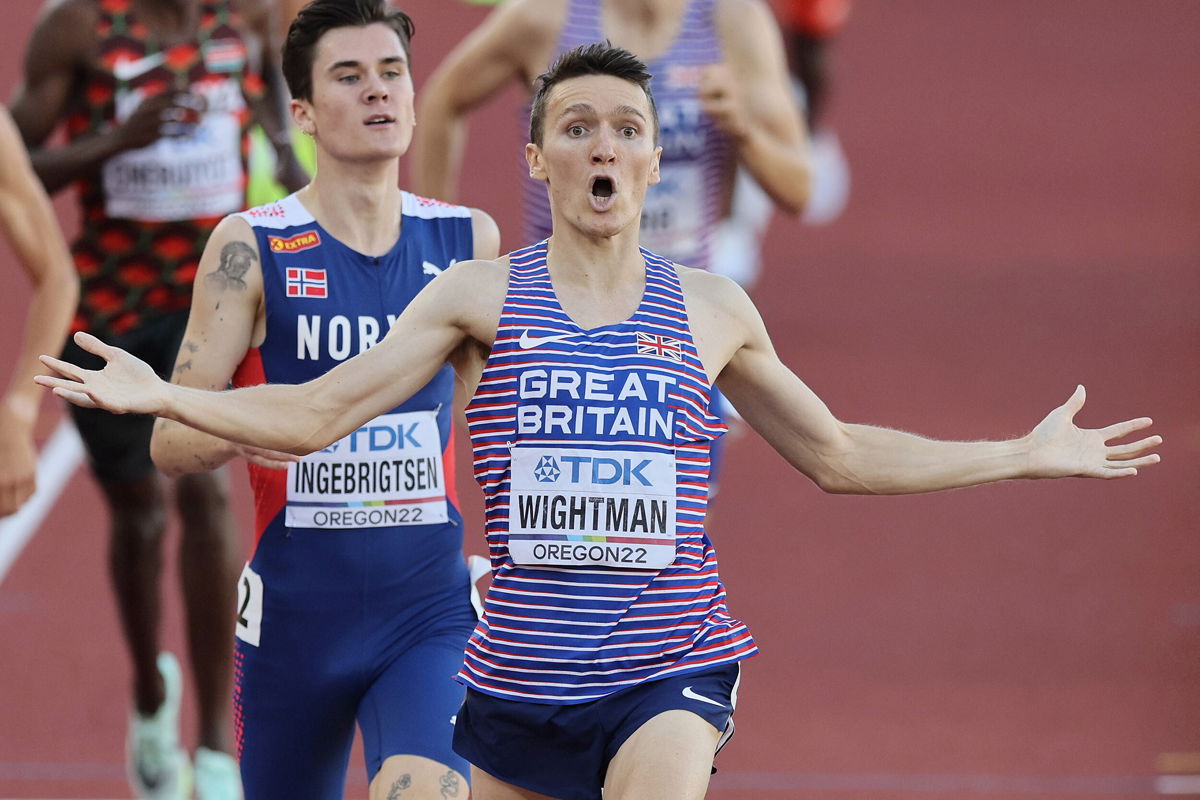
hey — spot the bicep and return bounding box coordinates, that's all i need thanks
[712,287,845,473]
[171,218,263,390]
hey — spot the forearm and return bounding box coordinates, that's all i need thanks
[158,379,339,455]
[731,126,811,214]
[30,131,127,195]
[809,424,1033,495]
[410,101,468,201]
[150,418,238,478]
[4,272,77,422]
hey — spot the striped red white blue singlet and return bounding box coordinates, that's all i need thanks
[459,241,757,703]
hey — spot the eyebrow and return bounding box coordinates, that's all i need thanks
[557,103,648,123]
[327,55,406,72]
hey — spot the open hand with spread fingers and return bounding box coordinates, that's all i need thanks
[1026,385,1161,479]
[36,331,170,416]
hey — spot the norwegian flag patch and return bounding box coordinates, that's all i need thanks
[286,268,328,298]
[636,332,683,361]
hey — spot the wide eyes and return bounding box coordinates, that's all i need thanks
[565,124,640,138]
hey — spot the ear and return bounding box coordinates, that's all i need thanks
[647,145,662,186]
[291,98,315,136]
[526,142,548,183]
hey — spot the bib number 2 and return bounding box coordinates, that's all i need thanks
[235,563,264,647]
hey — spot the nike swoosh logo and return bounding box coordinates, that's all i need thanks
[682,686,726,708]
[113,52,168,82]
[518,330,576,349]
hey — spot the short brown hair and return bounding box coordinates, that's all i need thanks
[282,0,416,102]
[529,43,659,147]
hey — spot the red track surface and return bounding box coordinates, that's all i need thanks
[1,2,1197,798]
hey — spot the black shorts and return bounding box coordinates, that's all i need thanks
[453,663,740,800]
[62,311,189,484]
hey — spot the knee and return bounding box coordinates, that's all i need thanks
[107,487,169,548]
[175,471,231,528]
[370,756,467,800]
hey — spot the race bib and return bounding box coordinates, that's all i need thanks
[640,163,704,266]
[508,446,677,569]
[235,562,263,647]
[285,410,448,529]
[103,81,245,221]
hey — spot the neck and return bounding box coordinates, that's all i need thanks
[546,219,646,287]
[544,222,647,331]
[297,156,403,256]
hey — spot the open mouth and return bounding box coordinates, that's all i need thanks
[365,115,394,126]
[590,177,614,198]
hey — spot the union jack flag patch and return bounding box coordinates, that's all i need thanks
[286,267,328,298]
[636,332,683,361]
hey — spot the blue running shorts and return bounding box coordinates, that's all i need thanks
[453,663,740,800]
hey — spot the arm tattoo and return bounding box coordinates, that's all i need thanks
[386,774,412,799]
[172,340,200,377]
[205,240,257,291]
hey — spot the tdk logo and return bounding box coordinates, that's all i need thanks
[322,423,422,454]
[562,456,651,486]
[533,456,561,483]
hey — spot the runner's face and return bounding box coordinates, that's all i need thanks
[527,74,662,239]
[296,23,415,161]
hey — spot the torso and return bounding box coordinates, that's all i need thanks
[231,191,474,559]
[68,0,259,336]
[458,241,756,703]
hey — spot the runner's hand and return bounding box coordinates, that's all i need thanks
[0,406,36,516]
[116,91,206,150]
[36,332,169,415]
[234,443,299,470]
[1025,385,1161,479]
[697,64,750,143]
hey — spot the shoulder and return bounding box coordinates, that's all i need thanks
[29,0,98,56]
[436,256,510,307]
[470,0,565,78]
[422,256,509,338]
[401,191,473,220]
[35,0,96,28]
[206,214,261,259]
[441,256,510,296]
[678,264,748,305]
[678,264,761,329]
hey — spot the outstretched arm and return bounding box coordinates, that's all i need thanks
[698,275,1161,493]
[0,107,77,516]
[40,260,507,455]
